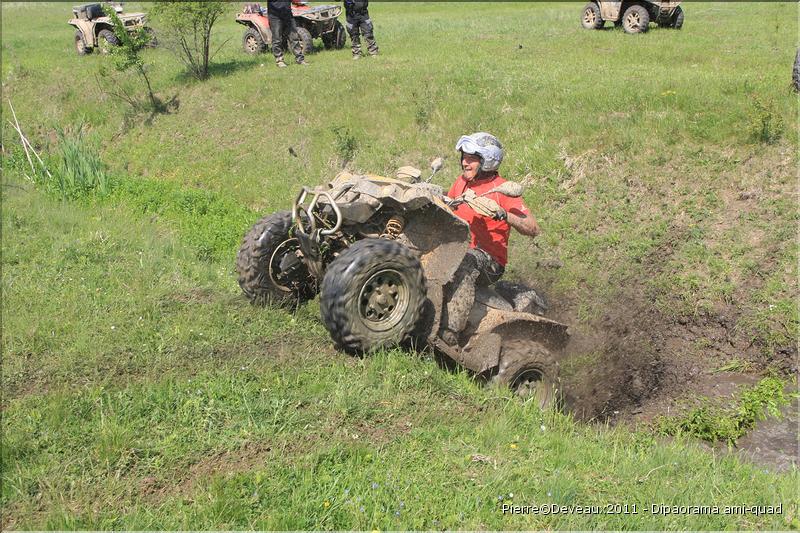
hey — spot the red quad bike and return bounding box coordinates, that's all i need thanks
[235,2,346,56]
[236,162,571,409]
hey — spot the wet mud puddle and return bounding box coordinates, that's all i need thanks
[734,393,799,473]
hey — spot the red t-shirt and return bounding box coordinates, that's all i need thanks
[447,173,530,266]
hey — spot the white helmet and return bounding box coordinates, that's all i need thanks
[455,132,504,172]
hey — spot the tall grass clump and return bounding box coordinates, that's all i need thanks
[747,93,784,145]
[51,125,112,200]
[332,126,359,165]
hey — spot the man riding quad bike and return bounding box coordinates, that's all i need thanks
[236,137,569,408]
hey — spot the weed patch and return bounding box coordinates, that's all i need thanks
[747,93,785,145]
[332,126,359,166]
[655,376,794,444]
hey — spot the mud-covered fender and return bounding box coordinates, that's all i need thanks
[457,306,569,374]
[69,19,96,46]
[236,14,272,44]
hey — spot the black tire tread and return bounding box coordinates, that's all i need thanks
[672,6,684,29]
[491,339,560,409]
[243,27,266,54]
[295,26,314,55]
[75,30,91,55]
[236,211,309,307]
[320,238,426,353]
[323,20,346,49]
[98,28,120,49]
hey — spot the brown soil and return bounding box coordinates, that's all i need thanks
[543,146,798,424]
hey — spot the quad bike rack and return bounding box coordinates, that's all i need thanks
[291,187,343,239]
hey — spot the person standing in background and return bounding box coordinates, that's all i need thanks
[267,0,307,67]
[343,0,379,59]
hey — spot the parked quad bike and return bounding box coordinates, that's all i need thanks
[235,2,346,56]
[236,163,570,409]
[69,2,156,56]
[581,0,683,34]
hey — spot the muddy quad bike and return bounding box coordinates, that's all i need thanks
[581,0,683,33]
[69,2,155,55]
[235,2,346,56]
[236,163,570,409]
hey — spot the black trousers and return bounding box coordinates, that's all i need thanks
[345,12,378,55]
[268,13,304,62]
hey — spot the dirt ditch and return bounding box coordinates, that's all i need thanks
[533,237,797,470]
[540,283,798,471]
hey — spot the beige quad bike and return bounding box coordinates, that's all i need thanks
[235,2,346,56]
[68,2,155,55]
[236,162,570,409]
[581,0,683,34]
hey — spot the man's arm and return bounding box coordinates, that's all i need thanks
[507,211,539,238]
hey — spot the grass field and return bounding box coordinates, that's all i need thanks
[2,2,798,529]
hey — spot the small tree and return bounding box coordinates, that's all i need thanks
[151,2,227,81]
[99,7,162,112]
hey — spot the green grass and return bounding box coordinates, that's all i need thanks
[2,1,799,529]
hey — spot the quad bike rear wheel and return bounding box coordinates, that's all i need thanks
[581,2,604,29]
[97,29,120,54]
[320,238,426,353]
[622,4,650,34]
[322,20,346,49]
[75,30,91,55]
[236,211,315,307]
[243,27,266,54]
[491,339,560,410]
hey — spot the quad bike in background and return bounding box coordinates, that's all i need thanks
[236,162,570,409]
[235,2,346,56]
[69,2,156,55]
[581,0,683,33]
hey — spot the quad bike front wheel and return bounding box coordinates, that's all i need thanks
[236,211,315,308]
[75,30,91,55]
[143,27,159,47]
[670,6,684,29]
[491,339,560,410]
[581,2,604,29]
[243,27,266,54]
[621,4,650,34]
[320,238,426,353]
[295,27,314,55]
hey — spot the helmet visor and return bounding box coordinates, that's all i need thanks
[455,135,503,170]
[455,135,482,156]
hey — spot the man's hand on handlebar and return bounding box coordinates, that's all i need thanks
[491,206,507,221]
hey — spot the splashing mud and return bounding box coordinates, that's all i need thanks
[538,284,796,470]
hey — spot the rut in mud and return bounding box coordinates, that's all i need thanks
[537,227,796,424]
[555,288,795,424]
